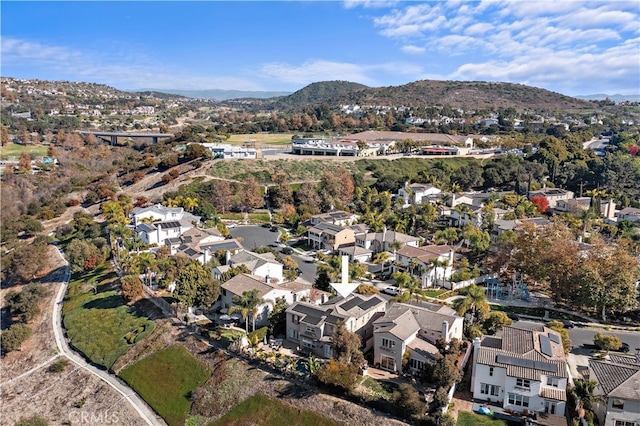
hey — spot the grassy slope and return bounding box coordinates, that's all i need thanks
[225,133,295,146]
[457,412,511,426]
[0,143,48,159]
[62,263,154,369]
[119,344,211,426]
[208,393,342,426]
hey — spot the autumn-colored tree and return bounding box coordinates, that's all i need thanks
[0,125,9,146]
[18,151,31,172]
[240,175,264,211]
[120,275,143,302]
[530,195,549,213]
[295,182,322,212]
[332,320,365,366]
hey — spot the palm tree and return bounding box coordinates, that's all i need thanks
[392,271,421,303]
[571,378,599,411]
[229,289,264,332]
[181,196,199,213]
[452,284,489,323]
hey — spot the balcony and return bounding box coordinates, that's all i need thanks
[379,345,396,354]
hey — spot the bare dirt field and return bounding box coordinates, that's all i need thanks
[0,365,147,426]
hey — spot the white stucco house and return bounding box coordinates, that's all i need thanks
[213,250,284,284]
[589,355,640,426]
[471,325,569,416]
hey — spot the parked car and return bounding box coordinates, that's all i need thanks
[226,223,237,229]
[261,223,272,228]
[382,287,402,296]
[270,226,279,232]
[282,247,294,255]
[506,312,520,321]
[295,268,303,275]
[561,320,575,329]
[620,342,630,353]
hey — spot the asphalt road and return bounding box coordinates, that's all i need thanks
[515,320,640,354]
[228,225,318,284]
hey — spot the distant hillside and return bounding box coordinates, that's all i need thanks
[133,88,291,100]
[575,93,640,103]
[269,79,593,111]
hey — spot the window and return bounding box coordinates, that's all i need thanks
[544,400,557,415]
[382,338,396,350]
[305,326,315,334]
[489,367,494,377]
[480,383,500,396]
[508,393,530,407]
[409,358,424,371]
[302,338,316,349]
[291,314,300,324]
[380,355,396,372]
[612,399,625,410]
[289,329,299,339]
[614,421,637,426]
[546,377,559,387]
[516,378,531,389]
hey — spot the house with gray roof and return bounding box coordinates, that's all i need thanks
[213,250,283,283]
[219,274,313,326]
[471,325,569,416]
[307,222,356,251]
[130,203,201,226]
[395,244,455,287]
[372,302,463,374]
[285,294,387,359]
[589,356,640,426]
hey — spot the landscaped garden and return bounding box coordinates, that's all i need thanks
[62,263,154,369]
[208,393,342,426]
[119,344,211,426]
[457,412,512,426]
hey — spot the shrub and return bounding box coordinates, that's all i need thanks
[15,415,48,426]
[316,358,360,392]
[48,359,69,373]
[247,326,268,344]
[1,323,33,353]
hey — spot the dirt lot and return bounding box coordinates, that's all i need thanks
[0,364,147,426]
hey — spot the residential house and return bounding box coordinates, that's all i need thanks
[213,250,284,284]
[130,203,200,226]
[617,207,640,224]
[471,325,569,416]
[307,222,356,251]
[528,188,575,209]
[285,294,387,358]
[589,355,640,426]
[310,210,360,227]
[373,302,464,374]
[354,228,421,254]
[394,244,455,287]
[219,274,312,326]
[136,221,191,246]
[171,238,243,265]
[398,181,442,206]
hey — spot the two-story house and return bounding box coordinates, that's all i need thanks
[213,250,284,284]
[136,221,191,246]
[617,207,640,225]
[471,325,569,416]
[394,244,454,287]
[397,182,442,207]
[310,210,360,227]
[218,274,312,326]
[527,188,575,209]
[130,203,201,226]
[589,355,640,426]
[354,228,421,253]
[373,302,463,374]
[307,222,356,252]
[285,294,387,359]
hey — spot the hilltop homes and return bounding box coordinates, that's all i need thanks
[527,188,574,209]
[285,294,387,358]
[588,355,640,426]
[373,302,463,374]
[398,182,442,206]
[471,324,569,416]
[131,204,201,246]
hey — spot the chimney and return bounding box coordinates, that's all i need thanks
[321,293,326,304]
[442,321,450,342]
[341,255,349,285]
[265,275,270,283]
[470,337,482,391]
[225,250,231,265]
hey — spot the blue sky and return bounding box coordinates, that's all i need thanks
[2,1,639,96]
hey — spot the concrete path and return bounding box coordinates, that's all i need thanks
[50,246,165,426]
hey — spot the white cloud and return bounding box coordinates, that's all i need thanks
[401,45,426,55]
[342,0,398,9]
[260,60,376,86]
[1,37,264,91]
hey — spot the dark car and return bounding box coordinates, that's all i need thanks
[620,342,630,353]
[270,226,279,232]
[295,268,303,275]
[282,247,294,255]
[562,320,575,329]
[261,223,272,228]
[506,312,520,321]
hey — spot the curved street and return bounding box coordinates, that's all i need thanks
[51,246,164,426]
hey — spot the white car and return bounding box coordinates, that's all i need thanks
[226,223,237,229]
[382,287,402,296]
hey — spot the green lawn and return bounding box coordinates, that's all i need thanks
[226,133,295,146]
[208,393,342,426]
[0,143,48,159]
[119,345,211,426]
[62,263,154,369]
[457,412,510,426]
[424,289,449,298]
